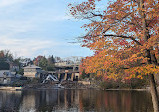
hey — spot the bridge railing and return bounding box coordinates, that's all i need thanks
[48,70,79,74]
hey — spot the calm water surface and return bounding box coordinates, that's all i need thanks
[0,89,153,112]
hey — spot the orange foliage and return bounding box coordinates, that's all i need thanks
[69,0,159,79]
[33,55,44,66]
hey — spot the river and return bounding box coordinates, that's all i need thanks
[0,89,153,112]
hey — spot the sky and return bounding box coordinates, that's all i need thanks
[0,0,94,59]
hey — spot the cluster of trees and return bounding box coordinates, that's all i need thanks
[0,50,13,62]
[0,50,62,72]
[69,0,159,111]
[0,49,80,72]
[33,56,83,71]
[0,50,21,70]
[33,55,56,71]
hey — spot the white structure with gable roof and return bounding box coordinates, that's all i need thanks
[23,65,42,78]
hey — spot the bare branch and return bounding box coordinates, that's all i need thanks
[90,12,103,17]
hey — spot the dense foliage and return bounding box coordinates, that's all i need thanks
[69,0,159,111]
[33,55,56,71]
[69,0,159,79]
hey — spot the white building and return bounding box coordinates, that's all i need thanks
[23,65,42,78]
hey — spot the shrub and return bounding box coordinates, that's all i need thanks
[99,78,148,89]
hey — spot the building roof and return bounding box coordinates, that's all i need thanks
[23,65,41,69]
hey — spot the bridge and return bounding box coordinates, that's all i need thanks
[45,64,80,81]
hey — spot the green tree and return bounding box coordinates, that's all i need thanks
[46,55,55,71]
[0,50,13,62]
[0,50,13,70]
[39,56,48,70]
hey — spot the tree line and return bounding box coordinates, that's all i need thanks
[0,49,81,72]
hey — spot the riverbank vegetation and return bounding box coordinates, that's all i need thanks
[99,78,148,89]
[79,72,149,89]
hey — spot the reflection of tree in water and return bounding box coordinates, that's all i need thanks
[0,91,22,111]
[130,91,153,112]
[79,90,153,112]
[79,90,97,112]
[0,89,154,112]
[102,91,153,112]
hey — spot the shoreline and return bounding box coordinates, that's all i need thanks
[0,82,155,91]
[0,86,150,91]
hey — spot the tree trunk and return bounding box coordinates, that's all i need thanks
[138,0,159,111]
[149,74,159,112]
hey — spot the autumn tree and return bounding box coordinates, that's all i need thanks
[33,55,44,66]
[69,0,159,111]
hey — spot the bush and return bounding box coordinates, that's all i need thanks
[99,78,148,89]
[100,79,120,89]
[30,77,40,84]
[11,80,29,87]
[80,70,90,79]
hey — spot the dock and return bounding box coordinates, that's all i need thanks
[0,87,22,91]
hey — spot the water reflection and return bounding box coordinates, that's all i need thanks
[78,90,153,112]
[0,89,153,112]
[0,91,22,111]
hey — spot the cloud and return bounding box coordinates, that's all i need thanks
[0,0,63,58]
[0,0,27,7]
[0,20,36,35]
[0,0,92,58]
[0,35,60,57]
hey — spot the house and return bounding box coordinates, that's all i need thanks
[9,62,19,72]
[0,70,16,84]
[20,58,32,67]
[23,65,42,78]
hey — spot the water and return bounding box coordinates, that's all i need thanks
[0,89,153,112]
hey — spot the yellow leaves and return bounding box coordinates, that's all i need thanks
[137,75,143,79]
[81,40,158,80]
[124,64,159,79]
[131,54,137,58]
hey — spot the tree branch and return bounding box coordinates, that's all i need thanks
[103,34,142,45]
[82,34,142,45]
[147,17,156,27]
[90,12,103,17]
[102,13,132,34]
